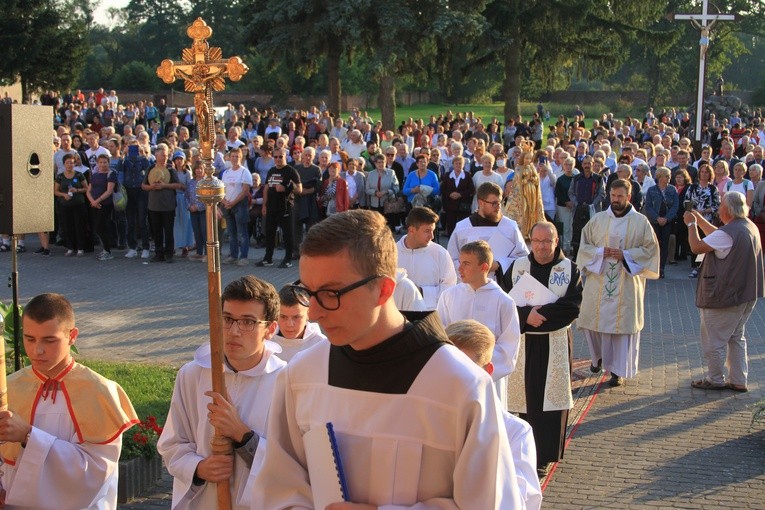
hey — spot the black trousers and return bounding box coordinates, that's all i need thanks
[264,209,293,262]
[571,203,591,259]
[518,330,573,466]
[149,209,175,257]
[91,203,114,252]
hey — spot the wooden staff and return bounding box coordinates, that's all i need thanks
[157,18,249,510]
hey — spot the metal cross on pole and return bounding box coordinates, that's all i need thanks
[156,17,248,510]
[674,0,735,146]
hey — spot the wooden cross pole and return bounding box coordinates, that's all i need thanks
[674,0,735,146]
[156,18,248,510]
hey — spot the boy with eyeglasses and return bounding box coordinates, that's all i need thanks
[158,276,286,510]
[447,181,529,281]
[251,209,522,509]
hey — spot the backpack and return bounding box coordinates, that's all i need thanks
[123,155,149,189]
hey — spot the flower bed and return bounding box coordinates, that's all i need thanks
[118,415,165,503]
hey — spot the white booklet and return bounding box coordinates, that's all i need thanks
[303,423,349,509]
[508,272,559,307]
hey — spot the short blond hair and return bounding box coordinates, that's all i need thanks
[446,320,495,367]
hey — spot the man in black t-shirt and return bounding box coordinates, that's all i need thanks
[257,148,302,268]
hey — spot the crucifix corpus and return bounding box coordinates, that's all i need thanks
[674,0,735,146]
[156,17,248,510]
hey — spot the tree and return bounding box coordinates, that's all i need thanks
[244,0,361,116]
[465,0,667,119]
[351,0,488,131]
[113,61,159,91]
[0,0,90,101]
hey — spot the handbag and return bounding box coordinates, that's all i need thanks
[383,196,406,214]
[457,200,472,213]
[112,183,128,212]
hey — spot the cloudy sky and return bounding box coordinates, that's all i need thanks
[93,0,130,27]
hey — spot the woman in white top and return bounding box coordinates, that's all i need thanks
[537,159,557,221]
[471,153,505,211]
[727,161,755,207]
[634,163,656,195]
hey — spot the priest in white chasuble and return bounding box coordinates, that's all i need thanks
[576,179,659,387]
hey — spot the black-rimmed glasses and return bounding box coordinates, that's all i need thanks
[222,316,271,331]
[288,275,384,310]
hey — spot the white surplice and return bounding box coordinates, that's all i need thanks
[396,236,458,310]
[504,412,543,510]
[393,268,427,312]
[436,281,522,405]
[272,321,327,363]
[250,340,522,509]
[157,343,286,510]
[2,397,122,510]
[447,216,529,279]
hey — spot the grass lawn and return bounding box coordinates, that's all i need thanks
[79,359,176,424]
[356,101,644,128]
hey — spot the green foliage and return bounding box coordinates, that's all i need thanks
[80,43,116,90]
[753,79,765,107]
[113,61,159,91]
[76,0,763,115]
[0,0,90,100]
[1,301,25,370]
[753,398,765,428]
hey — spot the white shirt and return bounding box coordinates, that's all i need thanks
[2,396,122,509]
[344,170,358,199]
[222,165,253,202]
[702,228,733,259]
[250,341,523,508]
[436,281,522,383]
[396,236,458,310]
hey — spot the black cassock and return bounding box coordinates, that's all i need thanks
[501,248,582,466]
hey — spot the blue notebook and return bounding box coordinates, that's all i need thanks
[304,422,349,507]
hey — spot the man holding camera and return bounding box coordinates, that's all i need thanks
[685,191,764,392]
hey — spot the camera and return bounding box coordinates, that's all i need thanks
[684,199,697,212]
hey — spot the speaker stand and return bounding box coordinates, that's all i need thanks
[9,236,21,371]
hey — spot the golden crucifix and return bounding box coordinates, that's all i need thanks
[156,18,248,510]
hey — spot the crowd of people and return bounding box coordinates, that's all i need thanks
[0,89,763,508]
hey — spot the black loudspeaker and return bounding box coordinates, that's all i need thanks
[0,104,54,235]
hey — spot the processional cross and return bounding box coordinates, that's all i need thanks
[156,18,248,510]
[674,0,735,145]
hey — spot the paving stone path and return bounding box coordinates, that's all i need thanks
[1,241,762,509]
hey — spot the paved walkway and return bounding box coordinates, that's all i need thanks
[1,241,763,509]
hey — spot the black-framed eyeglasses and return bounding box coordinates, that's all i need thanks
[222,316,271,331]
[288,275,384,311]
